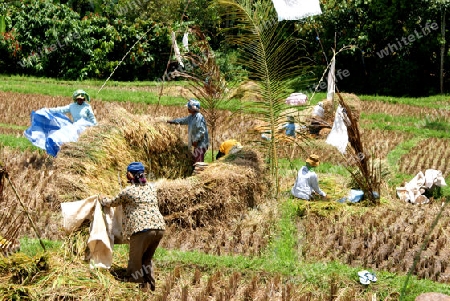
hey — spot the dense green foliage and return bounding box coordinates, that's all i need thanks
[0,0,171,80]
[295,0,448,96]
[1,0,450,96]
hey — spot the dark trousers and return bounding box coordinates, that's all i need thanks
[193,147,207,163]
[127,229,165,287]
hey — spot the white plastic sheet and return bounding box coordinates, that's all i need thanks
[326,105,348,154]
[272,0,322,21]
[24,108,94,157]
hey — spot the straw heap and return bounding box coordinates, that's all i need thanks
[46,103,268,230]
[48,103,195,202]
[157,148,268,228]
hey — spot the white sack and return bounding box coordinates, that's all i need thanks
[396,169,446,204]
[326,105,348,154]
[61,195,97,233]
[61,196,124,269]
[424,169,447,188]
[88,200,113,269]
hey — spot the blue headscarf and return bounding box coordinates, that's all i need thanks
[127,162,145,173]
[187,99,200,111]
[127,162,147,184]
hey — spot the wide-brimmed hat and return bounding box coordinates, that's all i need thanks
[306,154,320,167]
[72,89,90,102]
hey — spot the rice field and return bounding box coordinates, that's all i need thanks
[0,88,450,300]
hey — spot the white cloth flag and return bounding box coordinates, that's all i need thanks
[182,32,189,52]
[326,105,349,154]
[272,0,322,21]
[171,31,184,68]
[327,57,335,101]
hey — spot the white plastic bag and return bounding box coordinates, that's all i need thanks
[326,105,348,154]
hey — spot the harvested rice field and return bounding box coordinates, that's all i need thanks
[0,87,449,301]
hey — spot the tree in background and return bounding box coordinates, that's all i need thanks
[296,0,446,96]
[0,0,170,80]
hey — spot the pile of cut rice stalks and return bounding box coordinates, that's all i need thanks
[47,103,195,202]
[47,103,269,230]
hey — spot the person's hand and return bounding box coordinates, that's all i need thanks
[99,196,109,207]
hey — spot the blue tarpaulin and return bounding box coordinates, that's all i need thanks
[24,108,95,157]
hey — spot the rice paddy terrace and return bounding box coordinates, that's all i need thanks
[0,89,449,300]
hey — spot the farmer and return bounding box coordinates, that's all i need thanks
[49,89,97,125]
[291,154,327,200]
[282,116,296,137]
[100,162,165,291]
[167,99,209,163]
[216,139,243,160]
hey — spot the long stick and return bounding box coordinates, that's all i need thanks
[97,23,157,95]
[5,174,46,252]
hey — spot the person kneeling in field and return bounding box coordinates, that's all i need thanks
[100,162,165,291]
[291,154,328,200]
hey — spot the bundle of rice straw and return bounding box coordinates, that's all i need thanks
[157,148,268,228]
[47,103,268,229]
[48,103,194,202]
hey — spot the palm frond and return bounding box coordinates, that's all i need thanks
[217,0,312,196]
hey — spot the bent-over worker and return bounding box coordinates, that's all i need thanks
[101,162,165,291]
[216,139,243,159]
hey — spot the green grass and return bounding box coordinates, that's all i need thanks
[361,113,450,139]
[19,237,62,256]
[359,94,450,108]
[0,75,244,110]
[0,134,42,151]
[0,123,28,131]
[386,137,425,185]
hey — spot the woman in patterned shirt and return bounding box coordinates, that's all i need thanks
[101,162,165,291]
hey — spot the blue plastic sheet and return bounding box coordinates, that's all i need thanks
[24,108,95,157]
[337,189,364,203]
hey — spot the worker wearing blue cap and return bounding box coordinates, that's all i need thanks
[167,99,209,163]
[101,162,165,291]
